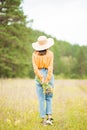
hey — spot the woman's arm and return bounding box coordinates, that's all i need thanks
[32,52,44,81]
[44,52,54,84]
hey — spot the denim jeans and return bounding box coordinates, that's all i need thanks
[35,68,54,118]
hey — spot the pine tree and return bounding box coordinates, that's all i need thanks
[0,0,26,25]
[0,0,31,77]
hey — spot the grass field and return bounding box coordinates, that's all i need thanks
[0,79,87,130]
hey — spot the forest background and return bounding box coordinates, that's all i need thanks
[0,0,87,79]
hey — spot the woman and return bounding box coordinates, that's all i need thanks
[32,35,54,126]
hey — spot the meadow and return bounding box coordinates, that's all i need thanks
[0,79,87,130]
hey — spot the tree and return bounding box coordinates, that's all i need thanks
[75,47,87,78]
[0,0,26,25]
[0,0,30,77]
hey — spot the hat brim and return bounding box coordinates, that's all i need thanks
[32,38,54,51]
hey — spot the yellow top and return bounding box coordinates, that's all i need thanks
[32,50,54,83]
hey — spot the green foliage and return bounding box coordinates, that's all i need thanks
[0,24,30,77]
[0,0,87,78]
[0,0,26,25]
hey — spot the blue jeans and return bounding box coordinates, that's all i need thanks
[35,68,54,118]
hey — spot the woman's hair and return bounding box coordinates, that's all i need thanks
[38,49,47,55]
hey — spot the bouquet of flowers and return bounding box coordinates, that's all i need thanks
[42,83,53,94]
[36,77,53,94]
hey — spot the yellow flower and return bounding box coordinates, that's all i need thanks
[6,119,11,125]
[14,119,21,126]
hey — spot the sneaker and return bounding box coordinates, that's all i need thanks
[41,119,47,126]
[46,118,53,125]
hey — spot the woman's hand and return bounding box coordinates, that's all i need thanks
[44,80,48,84]
[41,78,44,84]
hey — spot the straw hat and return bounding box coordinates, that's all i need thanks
[32,36,54,51]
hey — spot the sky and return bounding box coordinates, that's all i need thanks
[22,0,87,46]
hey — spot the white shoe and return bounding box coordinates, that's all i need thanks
[46,118,53,125]
[41,119,47,126]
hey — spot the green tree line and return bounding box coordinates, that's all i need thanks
[0,0,87,78]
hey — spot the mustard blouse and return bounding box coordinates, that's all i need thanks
[32,50,54,83]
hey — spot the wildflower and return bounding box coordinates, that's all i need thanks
[42,83,53,94]
[6,118,11,125]
[14,119,21,126]
[36,77,53,94]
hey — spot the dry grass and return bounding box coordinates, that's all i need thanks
[0,79,87,130]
